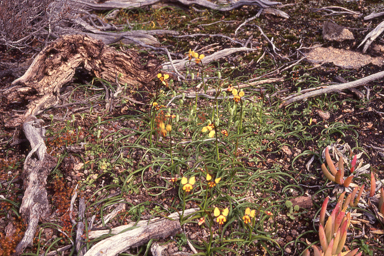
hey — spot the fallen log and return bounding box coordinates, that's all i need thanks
[3,34,159,128]
[83,207,198,256]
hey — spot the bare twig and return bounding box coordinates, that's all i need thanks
[235,11,263,36]
[358,20,384,53]
[166,78,282,106]
[313,6,361,16]
[280,70,384,107]
[175,33,243,46]
[364,11,384,21]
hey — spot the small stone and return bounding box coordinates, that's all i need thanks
[291,229,299,237]
[285,247,292,253]
[323,21,354,42]
[290,196,313,209]
[281,145,292,156]
[317,109,330,120]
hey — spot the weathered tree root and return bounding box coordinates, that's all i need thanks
[3,34,159,128]
[15,116,58,255]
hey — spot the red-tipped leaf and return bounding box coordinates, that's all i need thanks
[325,214,334,243]
[370,172,376,197]
[345,248,360,256]
[312,245,322,256]
[335,169,344,185]
[324,238,334,256]
[342,194,351,212]
[337,192,346,207]
[319,224,328,252]
[334,211,345,234]
[332,229,341,255]
[320,197,329,227]
[325,147,338,175]
[350,186,359,207]
[355,184,365,207]
[322,163,336,182]
[343,175,354,188]
[379,188,384,211]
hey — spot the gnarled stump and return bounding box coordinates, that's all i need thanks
[3,34,159,127]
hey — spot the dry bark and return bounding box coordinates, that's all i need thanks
[3,34,159,128]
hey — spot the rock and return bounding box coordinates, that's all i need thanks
[281,145,292,156]
[316,110,330,120]
[290,196,313,209]
[305,46,384,69]
[323,21,354,42]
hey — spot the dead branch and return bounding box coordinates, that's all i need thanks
[313,6,361,16]
[88,208,198,239]
[162,47,256,71]
[279,70,384,108]
[3,34,159,128]
[358,20,384,53]
[71,0,283,12]
[166,77,283,106]
[84,219,180,255]
[84,208,198,256]
[75,197,86,256]
[175,34,244,46]
[364,11,384,21]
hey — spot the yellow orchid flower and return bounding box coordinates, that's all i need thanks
[181,176,196,192]
[243,207,256,224]
[206,174,221,187]
[157,73,170,86]
[214,207,229,225]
